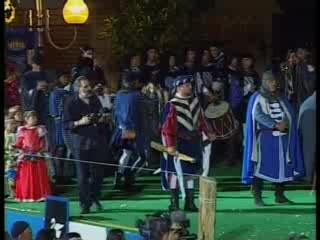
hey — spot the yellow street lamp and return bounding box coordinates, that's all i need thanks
[27,0,90,49]
[4,0,15,24]
[63,0,89,24]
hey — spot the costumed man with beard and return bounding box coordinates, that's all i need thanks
[242,70,304,207]
[111,72,146,190]
[64,76,110,214]
[160,75,216,212]
[294,47,315,109]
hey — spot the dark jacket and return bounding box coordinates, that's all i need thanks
[63,94,108,150]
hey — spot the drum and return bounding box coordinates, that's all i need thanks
[204,101,239,140]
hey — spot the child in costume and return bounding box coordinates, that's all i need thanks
[14,111,52,202]
[8,105,24,126]
[4,118,18,198]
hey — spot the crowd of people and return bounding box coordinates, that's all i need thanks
[5,220,127,240]
[4,42,316,216]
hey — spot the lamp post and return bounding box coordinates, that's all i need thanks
[28,0,89,49]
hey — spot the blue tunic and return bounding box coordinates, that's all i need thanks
[241,92,305,184]
[49,87,70,146]
[111,90,145,152]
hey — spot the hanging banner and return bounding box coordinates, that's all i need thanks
[5,27,35,72]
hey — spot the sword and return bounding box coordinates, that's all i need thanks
[150,141,195,163]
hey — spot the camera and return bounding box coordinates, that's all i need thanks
[87,113,102,124]
[136,211,197,240]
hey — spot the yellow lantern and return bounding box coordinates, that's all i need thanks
[4,0,15,24]
[62,0,89,24]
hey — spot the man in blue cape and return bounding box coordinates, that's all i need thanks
[111,71,146,190]
[241,70,304,207]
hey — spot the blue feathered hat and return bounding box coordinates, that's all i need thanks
[172,75,194,88]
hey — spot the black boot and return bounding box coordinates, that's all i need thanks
[252,177,265,207]
[169,189,180,212]
[124,174,135,191]
[184,189,198,212]
[274,183,293,204]
[113,172,122,190]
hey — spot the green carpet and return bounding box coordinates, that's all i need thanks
[5,167,316,240]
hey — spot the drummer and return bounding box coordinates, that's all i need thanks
[203,82,240,166]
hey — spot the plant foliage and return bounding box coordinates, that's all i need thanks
[99,0,197,62]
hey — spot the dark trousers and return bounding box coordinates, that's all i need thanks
[74,148,105,208]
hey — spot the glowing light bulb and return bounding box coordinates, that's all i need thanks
[63,0,89,24]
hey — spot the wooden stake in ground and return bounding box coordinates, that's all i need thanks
[198,176,217,240]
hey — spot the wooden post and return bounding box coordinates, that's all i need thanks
[198,176,217,240]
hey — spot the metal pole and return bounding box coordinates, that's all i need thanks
[35,0,43,47]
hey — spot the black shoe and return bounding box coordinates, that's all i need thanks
[254,196,265,207]
[124,175,135,191]
[184,190,198,212]
[169,189,180,212]
[275,195,293,204]
[80,207,90,214]
[93,201,104,212]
